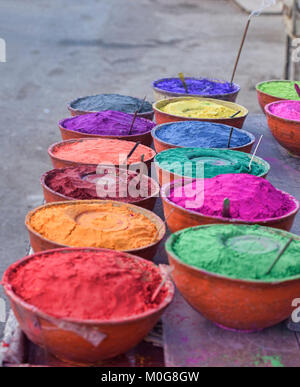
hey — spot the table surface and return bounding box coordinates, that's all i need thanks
[162,114,300,367]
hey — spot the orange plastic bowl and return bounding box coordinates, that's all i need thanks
[59,117,154,147]
[2,247,174,365]
[151,122,255,154]
[152,78,240,102]
[153,97,248,128]
[256,80,298,113]
[48,138,156,171]
[41,167,159,211]
[67,95,154,121]
[25,200,166,261]
[161,179,300,233]
[265,100,300,157]
[166,225,300,331]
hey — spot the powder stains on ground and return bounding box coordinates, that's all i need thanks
[8,250,167,320]
[160,99,243,119]
[60,110,155,136]
[52,138,155,165]
[153,78,238,96]
[169,174,297,221]
[70,94,153,113]
[155,121,251,148]
[155,148,267,178]
[168,224,300,281]
[28,202,158,250]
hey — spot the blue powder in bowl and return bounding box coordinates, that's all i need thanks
[153,121,253,148]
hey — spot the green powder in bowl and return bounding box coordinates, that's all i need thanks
[155,148,269,179]
[257,81,300,100]
[166,224,300,282]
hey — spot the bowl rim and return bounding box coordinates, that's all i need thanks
[2,247,175,326]
[153,97,249,121]
[151,121,255,151]
[256,79,300,101]
[161,177,300,225]
[58,115,155,140]
[25,199,166,253]
[165,224,300,285]
[67,94,154,116]
[154,147,271,178]
[265,100,300,125]
[48,138,156,167]
[40,166,160,203]
[152,77,240,98]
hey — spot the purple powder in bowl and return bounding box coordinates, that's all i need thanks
[60,110,156,136]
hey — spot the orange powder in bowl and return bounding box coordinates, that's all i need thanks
[28,201,158,251]
[51,138,156,165]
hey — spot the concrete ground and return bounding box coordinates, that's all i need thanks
[0,0,286,336]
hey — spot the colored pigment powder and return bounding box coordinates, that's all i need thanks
[154,121,251,148]
[155,148,267,179]
[60,111,155,136]
[268,101,300,121]
[169,174,296,221]
[8,250,167,320]
[257,81,300,100]
[153,78,238,96]
[29,202,158,250]
[44,166,156,201]
[70,94,153,114]
[52,138,155,165]
[167,224,300,281]
[160,99,243,119]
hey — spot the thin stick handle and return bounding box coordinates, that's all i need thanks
[249,135,263,171]
[265,238,294,276]
[151,266,174,302]
[222,198,230,218]
[124,141,141,164]
[128,96,146,134]
[178,72,188,93]
[231,19,251,84]
[153,208,175,241]
[230,110,241,119]
[227,128,234,148]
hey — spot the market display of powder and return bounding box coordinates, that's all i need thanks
[168,224,300,281]
[154,121,251,148]
[60,110,155,136]
[169,174,297,221]
[153,78,238,96]
[70,94,153,114]
[160,99,243,119]
[268,101,300,121]
[8,250,167,320]
[258,81,300,100]
[44,166,156,201]
[155,148,267,179]
[28,202,158,250]
[51,138,155,165]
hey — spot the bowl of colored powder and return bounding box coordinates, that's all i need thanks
[152,121,255,154]
[153,77,240,102]
[154,148,270,186]
[166,224,300,331]
[153,97,248,129]
[41,166,160,211]
[68,94,154,121]
[2,248,175,364]
[25,200,166,261]
[59,111,155,147]
[48,138,156,170]
[161,174,299,233]
[256,80,300,113]
[265,100,300,157]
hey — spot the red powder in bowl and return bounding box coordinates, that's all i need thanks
[44,166,156,202]
[8,250,167,320]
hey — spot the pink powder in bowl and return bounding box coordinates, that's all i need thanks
[268,101,300,121]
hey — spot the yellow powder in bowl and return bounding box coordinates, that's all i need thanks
[161,99,242,119]
[28,202,158,250]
